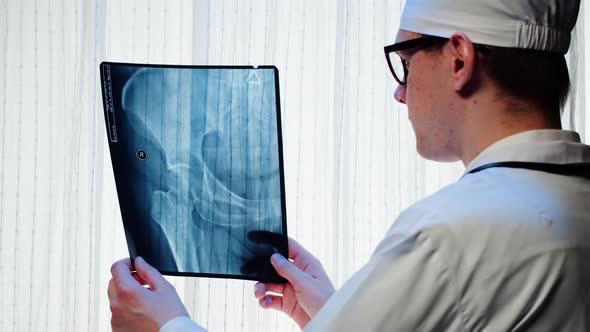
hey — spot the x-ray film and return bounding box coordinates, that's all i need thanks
[99,62,288,282]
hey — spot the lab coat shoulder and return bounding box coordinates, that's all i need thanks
[384,168,590,254]
[371,171,590,331]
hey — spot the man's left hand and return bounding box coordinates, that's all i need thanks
[108,256,190,332]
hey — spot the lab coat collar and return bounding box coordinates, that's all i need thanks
[463,129,590,175]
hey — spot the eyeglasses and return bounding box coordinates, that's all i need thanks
[384,36,442,86]
[384,36,492,86]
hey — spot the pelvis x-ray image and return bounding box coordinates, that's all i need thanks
[100,63,288,282]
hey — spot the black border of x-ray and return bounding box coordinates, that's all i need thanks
[99,62,289,282]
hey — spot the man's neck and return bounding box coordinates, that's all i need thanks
[458,97,562,166]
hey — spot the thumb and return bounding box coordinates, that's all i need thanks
[134,256,168,290]
[270,253,309,290]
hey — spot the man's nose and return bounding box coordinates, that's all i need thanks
[394,84,406,104]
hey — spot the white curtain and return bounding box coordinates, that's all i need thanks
[0,0,588,331]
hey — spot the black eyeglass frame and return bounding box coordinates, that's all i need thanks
[384,36,492,85]
[384,36,440,85]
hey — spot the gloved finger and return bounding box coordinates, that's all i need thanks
[133,256,168,290]
[270,253,309,290]
[110,258,144,293]
[254,282,286,299]
[258,295,283,311]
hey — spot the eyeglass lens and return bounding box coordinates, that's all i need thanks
[387,53,407,84]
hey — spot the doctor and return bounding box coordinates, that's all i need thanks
[108,0,590,331]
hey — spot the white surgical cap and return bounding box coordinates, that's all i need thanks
[400,0,581,53]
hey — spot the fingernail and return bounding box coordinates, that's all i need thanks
[271,253,285,264]
[136,256,145,264]
[263,297,272,306]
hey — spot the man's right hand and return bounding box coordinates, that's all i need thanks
[253,237,335,329]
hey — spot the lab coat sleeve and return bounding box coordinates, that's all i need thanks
[159,316,208,332]
[304,228,465,332]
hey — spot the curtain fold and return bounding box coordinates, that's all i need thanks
[0,0,588,331]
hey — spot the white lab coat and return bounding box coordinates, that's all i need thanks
[161,129,590,332]
[305,129,590,331]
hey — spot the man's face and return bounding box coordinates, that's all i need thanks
[393,30,461,162]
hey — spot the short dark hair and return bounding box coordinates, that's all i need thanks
[422,36,570,121]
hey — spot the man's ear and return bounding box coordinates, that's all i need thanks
[447,33,477,92]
